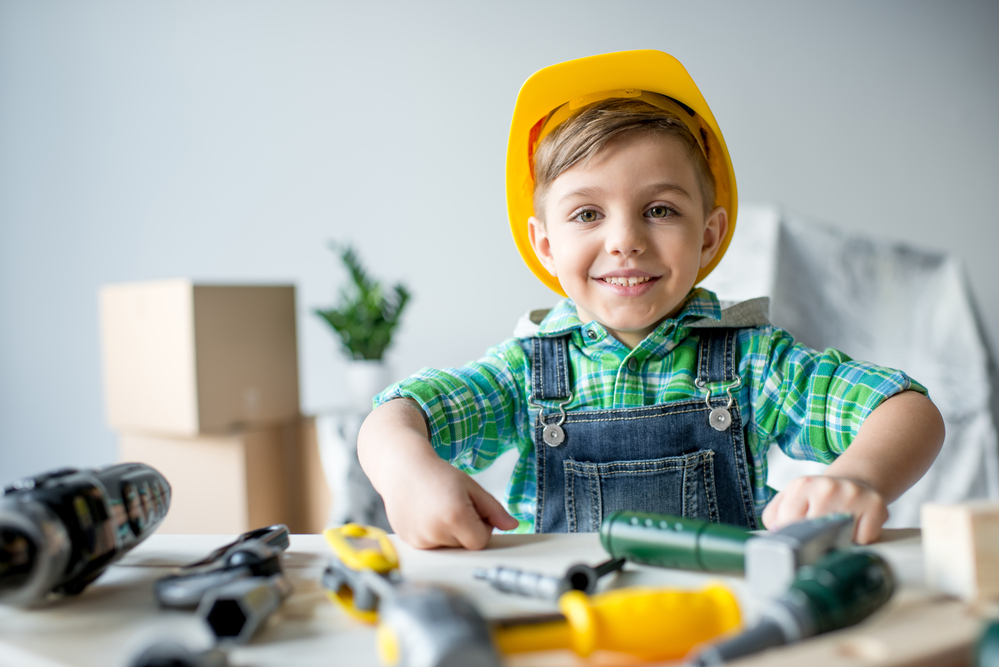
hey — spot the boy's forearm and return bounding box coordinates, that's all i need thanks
[824,390,945,503]
[357,398,441,492]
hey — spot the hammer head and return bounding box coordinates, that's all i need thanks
[377,584,501,667]
[745,514,854,600]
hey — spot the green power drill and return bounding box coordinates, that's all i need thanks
[598,511,894,663]
[687,548,894,664]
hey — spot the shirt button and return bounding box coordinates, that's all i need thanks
[627,358,638,372]
[586,329,597,340]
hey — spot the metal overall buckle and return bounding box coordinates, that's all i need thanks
[529,393,573,447]
[695,376,742,432]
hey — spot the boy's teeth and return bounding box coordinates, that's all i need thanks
[603,276,651,287]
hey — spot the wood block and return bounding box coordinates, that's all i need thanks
[922,501,999,601]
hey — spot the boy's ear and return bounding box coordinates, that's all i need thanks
[700,207,729,268]
[528,216,557,277]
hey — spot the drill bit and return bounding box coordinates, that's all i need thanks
[474,558,625,600]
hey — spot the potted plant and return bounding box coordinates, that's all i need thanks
[314,243,411,411]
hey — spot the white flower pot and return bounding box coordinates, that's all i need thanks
[344,359,391,413]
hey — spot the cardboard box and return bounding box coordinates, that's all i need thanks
[100,279,300,436]
[294,416,334,534]
[119,424,297,534]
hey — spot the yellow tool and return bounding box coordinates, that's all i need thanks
[493,584,741,662]
[322,523,400,623]
[322,524,741,665]
[321,524,502,667]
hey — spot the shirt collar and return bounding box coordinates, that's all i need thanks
[535,288,723,339]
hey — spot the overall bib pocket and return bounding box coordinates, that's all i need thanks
[563,449,719,533]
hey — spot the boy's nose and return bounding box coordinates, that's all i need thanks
[604,215,646,257]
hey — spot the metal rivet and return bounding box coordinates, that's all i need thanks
[627,358,638,372]
[543,423,565,446]
[587,329,597,340]
[709,407,732,432]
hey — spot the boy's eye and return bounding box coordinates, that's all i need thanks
[573,210,600,223]
[647,206,672,219]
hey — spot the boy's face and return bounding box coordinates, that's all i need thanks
[529,132,727,349]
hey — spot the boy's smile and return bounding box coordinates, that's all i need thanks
[529,132,728,349]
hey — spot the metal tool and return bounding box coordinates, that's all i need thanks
[687,549,894,665]
[600,510,854,598]
[155,524,290,609]
[198,574,292,644]
[975,619,999,667]
[129,642,228,667]
[322,523,502,667]
[154,524,292,644]
[473,557,625,600]
[0,463,171,606]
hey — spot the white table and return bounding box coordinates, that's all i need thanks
[0,531,980,667]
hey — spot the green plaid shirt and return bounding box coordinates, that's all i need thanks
[375,288,926,533]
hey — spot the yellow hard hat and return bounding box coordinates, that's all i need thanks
[506,50,737,296]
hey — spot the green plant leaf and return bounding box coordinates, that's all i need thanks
[313,243,412,360]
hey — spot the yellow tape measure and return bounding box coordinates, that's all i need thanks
[322,523,400,623]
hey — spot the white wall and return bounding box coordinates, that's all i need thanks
[1,1,997,480]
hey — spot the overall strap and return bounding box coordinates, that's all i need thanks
[696,329,739,385]
[531,336,571,400]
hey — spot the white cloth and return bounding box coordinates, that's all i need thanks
[702,204,999,527]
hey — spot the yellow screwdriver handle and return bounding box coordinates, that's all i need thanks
[495,584,741,661]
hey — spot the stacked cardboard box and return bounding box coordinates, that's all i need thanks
[100,279,330,534]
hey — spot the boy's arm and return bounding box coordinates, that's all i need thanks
[762,389,944,544]
[358,397,519,550]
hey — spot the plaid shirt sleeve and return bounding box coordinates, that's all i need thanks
[742,326,929,463]
[373,338,531,473]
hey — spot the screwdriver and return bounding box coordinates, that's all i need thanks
[473,558,626,600]
[493,584,742,662]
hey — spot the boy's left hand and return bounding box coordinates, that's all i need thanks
[761,474,888,544]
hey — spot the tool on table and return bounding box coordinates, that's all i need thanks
[494,584,742,662]
[155,524,292,644]
[322,523,502,667]
[976,619,999,667]
[324,523,741,664]
[687,549,894,665]
[473,557,625,600]
[600,510,854,599]
[0,463,171,607]
[129,642,228,667]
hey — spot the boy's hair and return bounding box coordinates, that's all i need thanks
[532,98,716,220]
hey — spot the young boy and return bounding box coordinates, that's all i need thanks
[358,50,944,549]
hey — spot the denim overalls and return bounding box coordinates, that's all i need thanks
[530,302,769,533]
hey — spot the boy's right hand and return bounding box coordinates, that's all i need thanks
[382,452,519,550]
[357,398,519,550]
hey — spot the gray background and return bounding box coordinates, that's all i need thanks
[1,1,997,481]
